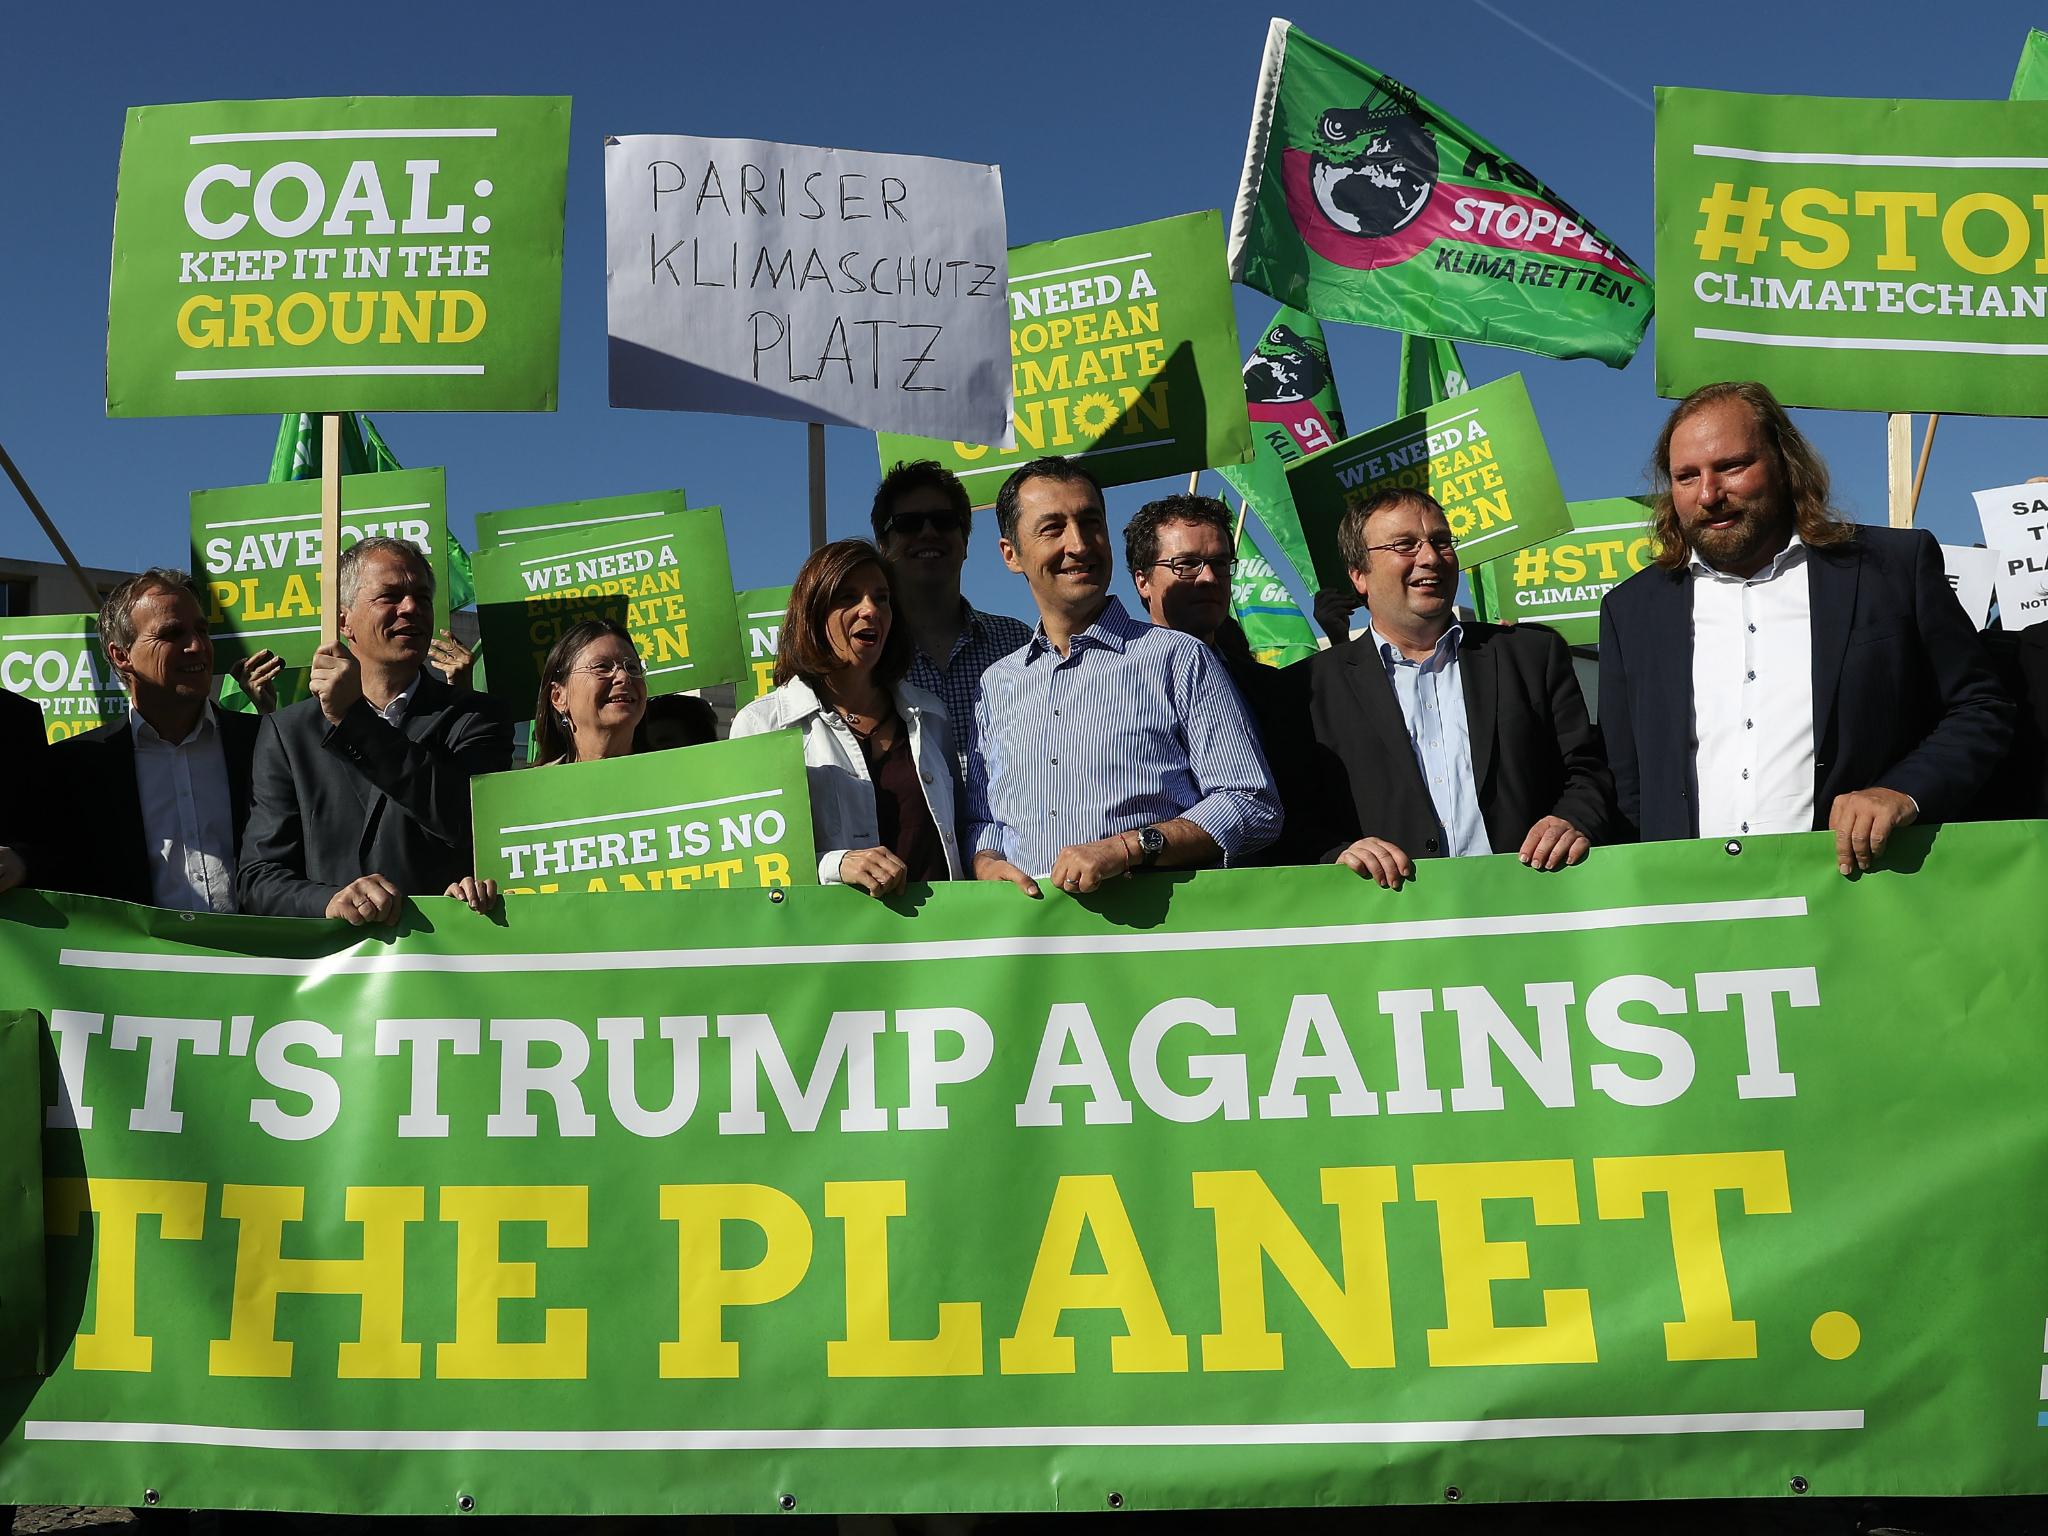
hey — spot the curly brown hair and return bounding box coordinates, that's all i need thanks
[1648,381,1853,569]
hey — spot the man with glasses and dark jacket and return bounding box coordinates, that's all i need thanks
[1301,488,1618,889]
[871,459,1033,782]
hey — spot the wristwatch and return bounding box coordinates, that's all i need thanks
[1134,825,1166,868]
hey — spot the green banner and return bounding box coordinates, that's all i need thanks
[470,731,813,895]
[1228,22,1652,368]
[473,504,743,708]
[1285,373,1572,591]
[0,1010,45,1377]
[2,825,2047,1513]
[1654,88,2048,414]
[107,95,569,417]
[190,468,450,668]
[875,211,1252,504]
[474,489,688,552]
[732,586,791,710]
[1469,499,1655,644]
[0,616,123,744]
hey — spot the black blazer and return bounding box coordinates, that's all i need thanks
[1597,526,2014,842]
[45,706,260,905]
[237,674,513,917]
[2,687,51,880]
[1300,621,1616,860]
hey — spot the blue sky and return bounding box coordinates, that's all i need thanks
[5,0,2046,624]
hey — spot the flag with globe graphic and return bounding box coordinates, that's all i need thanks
[1228,19,1652,367]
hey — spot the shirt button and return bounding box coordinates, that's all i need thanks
[1746,670,1756,681]
[1048,810,1057,818]
[1745,718,1753,729]
[1741,769,1749,780]
[1748,623,1756,633]
[1741,821,1750,832]
[1050,757,1059,766]
[1053,708,1061,716]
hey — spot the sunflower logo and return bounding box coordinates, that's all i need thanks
[1073,393,1118,437]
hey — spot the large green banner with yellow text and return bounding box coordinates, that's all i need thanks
[1655,89,2048,414]
[1,825,2046,1515]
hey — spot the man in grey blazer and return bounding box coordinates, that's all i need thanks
[238,537,512,922]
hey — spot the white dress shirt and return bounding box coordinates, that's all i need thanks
[1689,537,1815,838]
[130,701,237,913]
[371,673,421,727]
[1371,622,1492,858]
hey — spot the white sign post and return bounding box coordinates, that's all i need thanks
[1971,479,2048,630]
[604,135,1013,446]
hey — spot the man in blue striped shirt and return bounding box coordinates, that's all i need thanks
[964,458,1282,897]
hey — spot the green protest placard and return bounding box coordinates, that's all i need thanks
[1285,373,1572,590]
[1229,22,1652,368]
[470,731,813,895]
[473,505,743,708]
[474,489,688,551]
[0,617,124,744]
[1470,498,1655,644]
[190,468,449,667]
[875,211,1252,504]
[2,824,2048,1514]
[1655,88,2048,414]
[107,95,570,417]
[733,585,791,709]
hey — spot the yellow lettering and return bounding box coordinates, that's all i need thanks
[1413,1159,1595,1368]
[1776,187,1850,270]
[1193,1167,1398,1372]
[436,1185,589,1380]
[45,1177,206,1372]
[659,1183,812,1378]
[825,1181,982,1377]
[1852,190,1938,272]
[1592,1151,1790,1361]
[999,1174,1186,1375]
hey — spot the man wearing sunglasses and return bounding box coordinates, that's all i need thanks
[871,459,1034,781]
[1302,488,1617,889]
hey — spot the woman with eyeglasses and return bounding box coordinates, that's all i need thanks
[443,618,650,910]
[731,538,962,898]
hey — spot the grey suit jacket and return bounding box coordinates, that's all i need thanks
[236,674,513,917]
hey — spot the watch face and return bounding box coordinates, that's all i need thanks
[1138,827,1166,858]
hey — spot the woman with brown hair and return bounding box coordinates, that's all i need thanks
[444,618,649,910]
[731,538,962,896]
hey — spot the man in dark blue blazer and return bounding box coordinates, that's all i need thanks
[1599,381,2012,875]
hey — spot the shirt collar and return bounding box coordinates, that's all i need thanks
[1024,595,1137,662]
[1689,532,1807,584]
[129,699,217,749]
[1372,619,1463,668]
[376,672,423,726]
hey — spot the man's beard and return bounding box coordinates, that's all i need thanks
[1686,502,1792,572]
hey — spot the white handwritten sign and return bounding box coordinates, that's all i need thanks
[604,135,1012,443]
[1993,547,2048,631]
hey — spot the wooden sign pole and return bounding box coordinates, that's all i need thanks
[318,414,343,646]
[807,423,827,552]
[1886,413,1915,528]
[1910,414,1941,524]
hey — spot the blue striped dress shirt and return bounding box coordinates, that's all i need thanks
[1373,621,1492,859]
[964,598,1281,874]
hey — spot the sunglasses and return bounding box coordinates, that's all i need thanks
[884,510,967,538]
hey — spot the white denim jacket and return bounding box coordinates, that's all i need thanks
[730,676,963,884]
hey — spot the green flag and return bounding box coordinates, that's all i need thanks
[1230,522,1321,667]
[1228,20,1652,367]
[2013,29,2048,98]
[1396,333,1471,417]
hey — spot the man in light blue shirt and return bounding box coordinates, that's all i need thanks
[965,458,1281,896]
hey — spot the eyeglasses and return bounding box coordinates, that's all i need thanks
[573,658,647,680]
[884,510,967,538]
[1148,555,1237,580]
[1364,535,1459,561]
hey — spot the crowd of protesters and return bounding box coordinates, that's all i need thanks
[3,379,2044,921]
